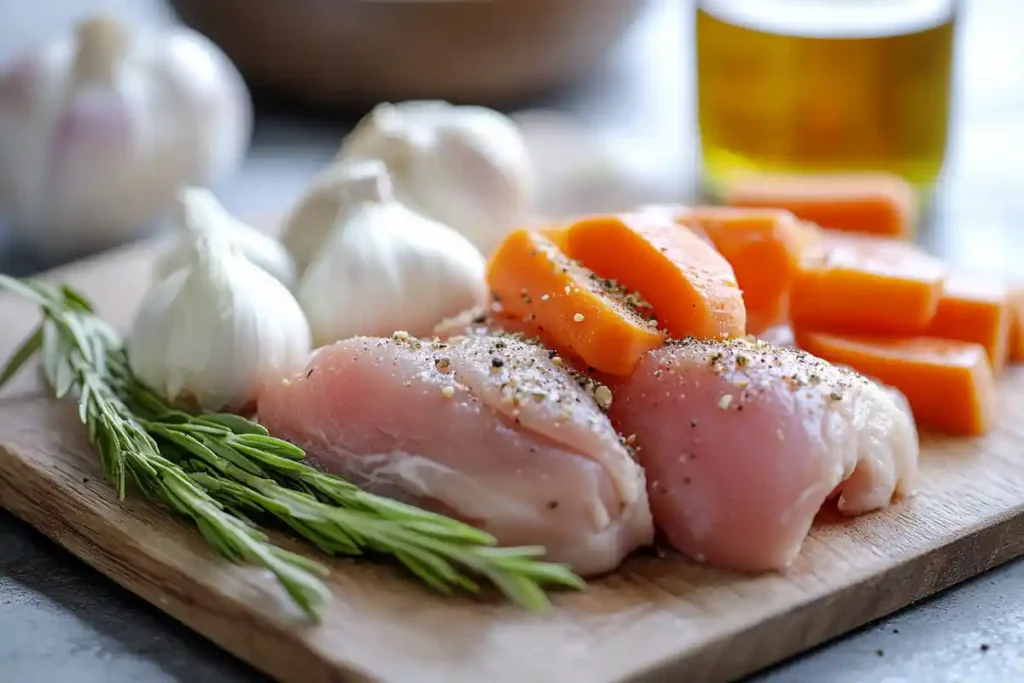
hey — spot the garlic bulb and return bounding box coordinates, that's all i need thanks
[334,100,534,257]
[279,162,365,279]
[127,230,311,413]
[511,109,671,217]
[0,14,253,258]
[155,187,295,289]
[296,158,488,346]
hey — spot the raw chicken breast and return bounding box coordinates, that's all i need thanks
[258,334,654,575]
[606,337,918,572]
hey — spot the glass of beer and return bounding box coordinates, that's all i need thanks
[695,0,959,199]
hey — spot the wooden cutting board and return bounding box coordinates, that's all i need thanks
[2,241,1024,683]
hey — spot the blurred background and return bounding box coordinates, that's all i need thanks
[0,0,1018,280]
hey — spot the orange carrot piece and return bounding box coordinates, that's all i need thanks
[486,229,666,375]
[1010,287,1024,362]
[789,233,946,335]
[562,213,746,340]
[724,172,918,239]
[794,330,997,436]
[924,276,1011,375]
[674,207,809,335]
[1007,286,1024,366]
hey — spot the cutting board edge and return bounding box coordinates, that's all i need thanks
[0,434,382,683]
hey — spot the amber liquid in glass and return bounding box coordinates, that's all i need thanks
[696,0,957,196]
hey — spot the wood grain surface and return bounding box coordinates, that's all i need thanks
[2,243,1024,683]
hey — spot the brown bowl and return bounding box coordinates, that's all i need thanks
[168,0,650,108]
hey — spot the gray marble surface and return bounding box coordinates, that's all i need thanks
[2,1,1024,682]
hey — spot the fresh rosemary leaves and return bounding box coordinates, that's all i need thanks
[0,275,584,619]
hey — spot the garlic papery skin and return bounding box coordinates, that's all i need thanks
[279,161,370,280]
[340,100,445,169]
[127,232,311,414]
[296,158,488,346]
[155,187,296,289]
[0,14,253,259]
[335,100,535,258]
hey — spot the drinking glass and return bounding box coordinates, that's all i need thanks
[695,0,959,198]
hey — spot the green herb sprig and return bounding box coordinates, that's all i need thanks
[0,275,584,619]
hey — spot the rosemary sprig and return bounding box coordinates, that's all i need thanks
[128,395,583,609]
[0,276,584,618]
[0,275,332,617]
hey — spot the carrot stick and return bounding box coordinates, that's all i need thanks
[924,275,1011,375]
[671,207,811,335]
[1009,287,1024,363]
[790,233,947,335]
[723,172,918,239]
[794,329,997,436]
[486,229,666,375]
[561,213,747,340]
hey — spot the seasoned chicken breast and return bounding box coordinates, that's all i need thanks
[606,337,918,572]
[258,334,654,575]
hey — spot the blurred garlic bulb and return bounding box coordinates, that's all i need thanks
[0,14,253,258]
[279,162,365,279]
[155,187,295,289]
[335,100,534,257]
[511,109,668,217]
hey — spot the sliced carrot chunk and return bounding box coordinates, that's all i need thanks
[924,275,1011,375]
[723,172,918,239]
[794,330,996,436]
[790,233,947,335]
[1009,287,1024,362]
[562,213,746,340]
[486,228,666,375]
[674,207,810,335]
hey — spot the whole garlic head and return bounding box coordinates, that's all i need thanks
[128,226,311,413]
[340,99,447,166]
[155,187,295,289]
[279,161,368,280]
[296,158,488,346]
[336,100,534,257]
[0,14,253,258]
